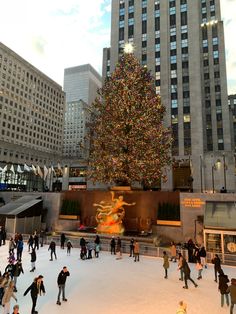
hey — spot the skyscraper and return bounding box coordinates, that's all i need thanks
[103,0,235,192]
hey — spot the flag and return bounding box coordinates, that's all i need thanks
[24,164,31,172]
[10,165,15,173]
[37,165,43,178]
[17,165,24,173]
[2,165,8,173]
[43,165,48,180]
[31,165,37,174]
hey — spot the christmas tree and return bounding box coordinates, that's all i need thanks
[88,47,172,188]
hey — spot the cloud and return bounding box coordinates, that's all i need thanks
[221,0,236,94]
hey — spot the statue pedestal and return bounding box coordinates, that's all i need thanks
[110,186,131,191]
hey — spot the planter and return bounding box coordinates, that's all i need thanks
[59,215,80,220]
[157,220,181,226]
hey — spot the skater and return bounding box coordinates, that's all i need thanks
[9,237,15,256]
[12,304,20,314]
[27,235,34,252]
[2,280,17,314]
[12,259,24,291]
[95,243,100,258]
[178,253,184,281]
[199,246,207,268]
[218,270,230,307]
[5,259,14,279]
[176,300,187,314]
[30,247,37,272]
[39,229,45,247]
[116,237,122,259]
[227,278,236,314]
[16,238,24,261]
[163,251,169,279]
[195,259,203,280]
[0,272,11,305]
[48,240,57,261]
[33,233,39,250]
[24,275,45,314]
[134,239,140,262]
[80,237,86,248]
[181,258,198,289]
[56,266,70,305]
[60,233,66,249]
[129,238,134,257]
[170,242,177,262]
[87,241,94,259]
[212,254,221,282]
[94,235,100,246]
[66,240,73,256]
[110,237,116,255]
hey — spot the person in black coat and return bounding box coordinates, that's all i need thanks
[60,233,66,249]
[218,269,230,307]
[56,266,70,305]
[33,234,39,250]
[30,248,37,272]
[212,254,221,282]
[181,258,198,289]
[110,237,116,255]
[12,260,24,291]
[80,237,86,248]
[199,246,207,268]
[129,238,134,257]
[24,275,45,314]
[48,241,57,261]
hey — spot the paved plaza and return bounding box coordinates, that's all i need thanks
[0,243,235,313]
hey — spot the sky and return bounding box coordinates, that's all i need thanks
[0,0,235,94]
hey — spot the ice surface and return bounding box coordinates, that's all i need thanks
[0,242,235,314]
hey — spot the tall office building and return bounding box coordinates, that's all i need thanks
[103,0,235,192]
[61,64,102,191]
[0,42,65,191]
[228,94,236,152]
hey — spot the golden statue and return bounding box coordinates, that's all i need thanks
[93,191,136,234]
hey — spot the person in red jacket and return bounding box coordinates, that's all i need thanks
[56,266,70,305]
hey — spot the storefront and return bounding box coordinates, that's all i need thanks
[204,201,236,264]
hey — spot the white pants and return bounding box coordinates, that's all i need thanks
[3,301,10,314]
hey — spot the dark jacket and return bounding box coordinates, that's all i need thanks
[48,241,56,251]
[24,280,45,298]
[57,270,70,285]
[218,273,229,294]
[199,247,206,258]
[227,279,236,303]
[212,256,221,271]
[30,250,36,262]
[60,234,66,243]
[181,258,191,276]
[5,263,14,276]
[80,238,86,247]
[12,262,24,277]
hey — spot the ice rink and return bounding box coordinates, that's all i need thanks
[0,242,235,314]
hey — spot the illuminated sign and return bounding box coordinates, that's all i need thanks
[181,198,205,208]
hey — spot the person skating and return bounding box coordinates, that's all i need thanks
[12,259,24,292]
[178,253,184,281]
[33,233,39,250]
[60,233,66,249]
[195,259,203,280]
[218,269,230,307]
[16,239,24,261]
[56,266,70,305]
[0,272,11,305]
[66,240,73,256]
[227,278,236,314]
[181,258,198,289]
[30,248,37,272]
[129,238,134,257]
[212,254,221,282]
[170,242,177,262]
[2,280,17,314]
[110,237,116,255]
[48,240,57,261]
[163,251,169,279]
[116,237,122,259]
[176,300,187,314]
[5,260,14,279]
[24,275,45,314]
[199,246,207,268]
[95,243,100,258]
[134,240,140,262]
[27,235,34,252]
[12,304,20,314]
[9,237,15,256]
[94,235,100,246]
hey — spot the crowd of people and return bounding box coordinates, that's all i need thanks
[0,231,236,313]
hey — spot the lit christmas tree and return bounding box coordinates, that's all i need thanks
[88,46,172,188]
